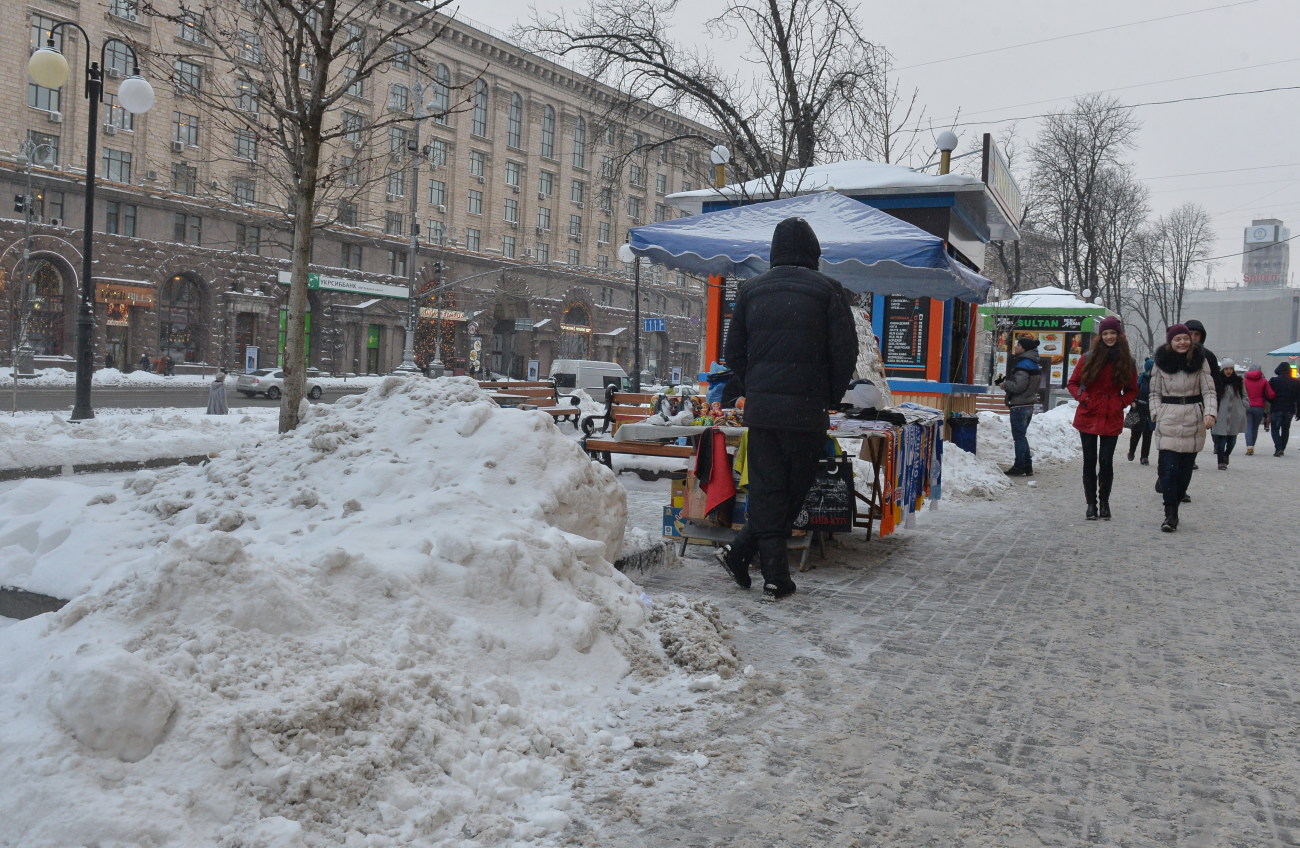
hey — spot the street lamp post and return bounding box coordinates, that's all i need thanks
[10,141,57,414]
[28,26,154,420]
[618,242,642,392]
[394,82,440,375]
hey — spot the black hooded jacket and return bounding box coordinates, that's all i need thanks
[725,218,859,432]
[1269,362,1300,417]
[1184,319,1221,393]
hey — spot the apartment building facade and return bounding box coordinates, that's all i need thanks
[1,0,716,378]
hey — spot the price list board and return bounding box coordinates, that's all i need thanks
[882,296,928,374]
[718,278,740,365]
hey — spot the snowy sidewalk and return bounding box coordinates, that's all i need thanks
[594,446,1300,846]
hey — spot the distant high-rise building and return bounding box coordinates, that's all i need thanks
[1242,219,1290,287]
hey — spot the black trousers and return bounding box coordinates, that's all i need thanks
[1127,409,1152,460]
[1157,449,1197,507]
[1080,432,1119,504]
[730,428,825,584]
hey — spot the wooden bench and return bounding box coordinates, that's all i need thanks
[581,388,705,435]
[478,380,582,426]
[973,392,1008,415]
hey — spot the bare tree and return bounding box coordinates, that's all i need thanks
[1029,94,1141,301]
[139,0,457,432]
[523,0,884,196]
[1091,166,1149,312]
[1130,203,1215,344]
[821,49,929,165]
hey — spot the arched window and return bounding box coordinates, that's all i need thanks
[471,79,488,137]
[507,93,523,148]
[541,105,555,159]
[431,64,450,124]
[572,116,586,169]
[560,304,591,359]
[23,259,67,355]
[158,273,206,362]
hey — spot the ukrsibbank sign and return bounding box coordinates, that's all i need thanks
[276,271,408,299]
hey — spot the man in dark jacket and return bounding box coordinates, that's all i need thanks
[715,217,858,601]
[998,336,1041,476]
[1185,319,1220,390]
[1267,362,1300,456]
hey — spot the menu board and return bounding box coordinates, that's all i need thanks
[718,278,740,365]
[882,296,927,370]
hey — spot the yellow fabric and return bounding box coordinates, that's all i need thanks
[733,430,750,489]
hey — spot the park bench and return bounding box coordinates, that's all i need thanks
[477,380,582,426]
[581,388,680,436]
[973,392,1008,415]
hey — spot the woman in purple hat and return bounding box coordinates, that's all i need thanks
[1150,323,1217,532]
[1067,315,1138,520]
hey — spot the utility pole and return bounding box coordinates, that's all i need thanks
[394,83,428,374]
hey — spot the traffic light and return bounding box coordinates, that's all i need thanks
[14,194,27,213]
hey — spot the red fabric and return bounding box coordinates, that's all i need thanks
[693,428,736,515]
[1068,359,1138,436]
[1244,369,1275,407]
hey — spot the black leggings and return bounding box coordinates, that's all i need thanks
[1080,432,1119,504]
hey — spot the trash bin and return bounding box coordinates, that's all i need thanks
[947,413,978,454]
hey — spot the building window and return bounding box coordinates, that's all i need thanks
[629,164,644,186]
[571,180,585,204]
[504,198,519,223]
[178,11,207,43]
[389,126,409,155]
[104,94,134,131]
[466,227,481,252]
[536,242,550,263]
[655,203,668,222]
[431,64,451,124]
[342,111,363,143]
[569,214,582,237]
[238,31,262,62]
[384,210,405,235]
[598,255,609,271]
[341,156,360,187]
[109,0,138,21]
[233,129,257,161]
[389,43,410,70]
[388,83,410,112]
[232,177,256,205]
[539,171,554,198]
[567,249,580,265]
[236,80,258,114]
[573,116,587,169]
[598,221,611,243]
[469,150,485,177]
[173,112,200,146]
[173,59,203,95]
[427,139,448,168]
[172,162,197,196]
[345,67,363,98]
[104,39,133,77]
[508,93,523,148]
[656,173,668,194]
[426,220,445,245]
[681,179,693,193]
[600,187,612,212]
[339,201,358,227]
[471,80,488,137]
[101,148,132,183]
[25,131,60,167]
[299,55,315,81]
[345,22,366,54]
[428,179,446,206]
[628,196,642,220]
[386,169,406,199]
[505,161,521,188]
[601,156,615,180]
[388,250,407,277]
[235,223,261,254]
[173,213,201,244]
[105,201,137,237]
[342,242,362,269]
[502,235,516,258]
[604,124,616,145]
[537,207,551,231]
[540,105,556,158]
[468,189,483,215]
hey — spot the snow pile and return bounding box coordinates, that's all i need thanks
[0,408,279,472]
[648,595,740,676]
[0,376,722,847]
[938,444,1011,500]
[975,403,1082,470]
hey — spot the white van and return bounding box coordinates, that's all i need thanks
[549,359,630,397]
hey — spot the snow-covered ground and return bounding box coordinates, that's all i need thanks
[0,365,392,389]
[0,381,1083,847]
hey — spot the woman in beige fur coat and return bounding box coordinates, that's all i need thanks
[1149,323,1218,532]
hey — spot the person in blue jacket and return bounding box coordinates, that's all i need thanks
[998,336,1042,476]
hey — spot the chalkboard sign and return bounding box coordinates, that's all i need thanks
[794,457,854,531]
[882,296,927,370]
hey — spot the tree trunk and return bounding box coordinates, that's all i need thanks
[279,147,321,434]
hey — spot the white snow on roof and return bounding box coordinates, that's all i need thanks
[668,159,983,205]
[982,285,1113,312]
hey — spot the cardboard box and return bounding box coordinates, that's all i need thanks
[662,505,684,538]
[730,491,748,529]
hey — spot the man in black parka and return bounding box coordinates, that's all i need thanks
[716,217,858,600]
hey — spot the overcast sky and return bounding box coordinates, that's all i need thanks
[452,0,1299,285]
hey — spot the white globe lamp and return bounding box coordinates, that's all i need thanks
[28,46,71,89]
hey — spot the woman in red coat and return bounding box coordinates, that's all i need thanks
[1067,315,1138,520]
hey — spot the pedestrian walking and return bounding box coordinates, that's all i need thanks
[1210,358,1247,469]
[139,351,151,373]
[1150,324,1217,532]
[163,353,175,376]
[1267,362,1300,456]
[1127,356,1155,465]
[1242,364,1274,455]
[997,336,1042,477]
[206,370,229,415]
[714,217,858,601]
[1182,319,1218,478]
[103,352,116,370]
[1067,315,1138,520]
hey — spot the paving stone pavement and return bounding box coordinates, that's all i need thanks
[598,444,1300,847]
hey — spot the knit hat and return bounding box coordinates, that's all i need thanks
[1016,335,1039,351]
[1220,358,1236,371]
[1097,315,1123,335]
[1166,323,1191,344]
[1143,356,1154,373]
[769,217,822,270]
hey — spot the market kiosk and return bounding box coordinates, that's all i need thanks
[978,286,1115,399]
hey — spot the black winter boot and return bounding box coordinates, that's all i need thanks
[1098,501,1111,520]
[757,538,795,602]
[1161,504,1179,532]
[1086,504,1098,521]
[713,545,751,589]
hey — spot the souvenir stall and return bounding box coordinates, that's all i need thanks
[622,192,972,548]
[978,286,1115,397]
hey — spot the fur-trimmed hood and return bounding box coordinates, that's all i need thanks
[1154,343,1206,375]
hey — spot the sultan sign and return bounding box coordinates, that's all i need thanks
[276,271,408,299]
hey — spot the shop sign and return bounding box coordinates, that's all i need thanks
[1013,315,1084,331]
[276,271,407,299]
[882,295,927,370]
[418,308,466,321]
[982,133,1023,227]
[95,283,156,308]
[559,323,593,333]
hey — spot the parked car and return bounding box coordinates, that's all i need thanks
[235,368,323,400]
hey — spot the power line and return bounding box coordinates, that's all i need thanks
[896,0,1261,71]
[1149,176,1300,194]
[948,85,1300,129]
[1143,161,1300,180]
[1196,231,1300,262]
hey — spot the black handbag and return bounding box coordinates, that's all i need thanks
[1124,408,1141,430]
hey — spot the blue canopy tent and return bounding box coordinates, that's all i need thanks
[1267,341,1300,356]
[627,191,992,304]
